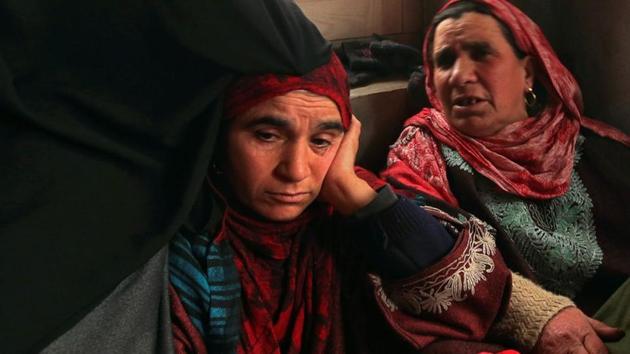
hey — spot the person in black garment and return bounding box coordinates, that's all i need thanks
[0,1,330,352]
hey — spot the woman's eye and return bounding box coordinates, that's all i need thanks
[311,138,331,149]
[435,51,455,69]
[471,49,490,61]
[255,131,278,142]
[470,44,493,61]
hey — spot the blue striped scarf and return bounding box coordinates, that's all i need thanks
[169,230,241,353]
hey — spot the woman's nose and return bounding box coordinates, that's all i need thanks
[275,142,310,182]
[450,56,477,85]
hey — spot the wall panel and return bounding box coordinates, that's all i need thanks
[296,0,403,40]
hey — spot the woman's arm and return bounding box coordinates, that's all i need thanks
[343,169,513,350]
[322,114,511,350]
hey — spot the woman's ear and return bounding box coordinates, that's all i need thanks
[523,55,535,88]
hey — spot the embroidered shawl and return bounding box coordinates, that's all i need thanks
[382,0,630,204]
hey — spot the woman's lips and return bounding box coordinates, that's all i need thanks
[454,96,481,105]
[266,192,311,203]
[451,98,488,116]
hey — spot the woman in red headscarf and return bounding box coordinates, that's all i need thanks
[381,0,629,352]
[164,53,562,354]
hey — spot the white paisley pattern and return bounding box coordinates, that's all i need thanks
[370,216,497,315]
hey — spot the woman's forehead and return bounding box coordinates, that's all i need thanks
[267,90,338,109]
[433,12,505,50]
[235,91,342,127]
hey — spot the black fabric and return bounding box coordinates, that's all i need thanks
[335,37,421,88]
[42,247,172,354]
[0,1,330,352]
[573,130,630,315]
[406,66,429,116]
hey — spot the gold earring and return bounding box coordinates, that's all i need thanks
[525,87,537,108]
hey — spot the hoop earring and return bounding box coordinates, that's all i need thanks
[525,87,537,108]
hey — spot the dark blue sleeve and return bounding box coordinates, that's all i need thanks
[349,185,455,280]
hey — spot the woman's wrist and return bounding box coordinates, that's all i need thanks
[489,273,574,350]
[327,175,377,215]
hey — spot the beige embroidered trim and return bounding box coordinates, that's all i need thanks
[369,274,399,312]
[372,217,497,315]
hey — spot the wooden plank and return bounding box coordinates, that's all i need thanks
[381,0,403,35]
[350,79,408,99]
[296,0,403,40]
[331,31,422,48]
[402,0,423,33]
[422,0,446,34]
[352,85,409,171]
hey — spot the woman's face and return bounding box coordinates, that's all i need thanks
[225,90,344,222]
[431,12,533,137]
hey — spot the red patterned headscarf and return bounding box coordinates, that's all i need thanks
[224,53,351,129]
[383,0,629,203]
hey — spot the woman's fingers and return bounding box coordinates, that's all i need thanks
[331,115,361,170]
[342,115,361,156]
[582,331,608,354]
[572,348,590,354]
[320,114,376,215]
[587,317,625,342]
[533,307,617,354]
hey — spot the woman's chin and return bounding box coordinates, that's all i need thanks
[446,109,530,138]
[448,119,498,138]
[256,205,308,223]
